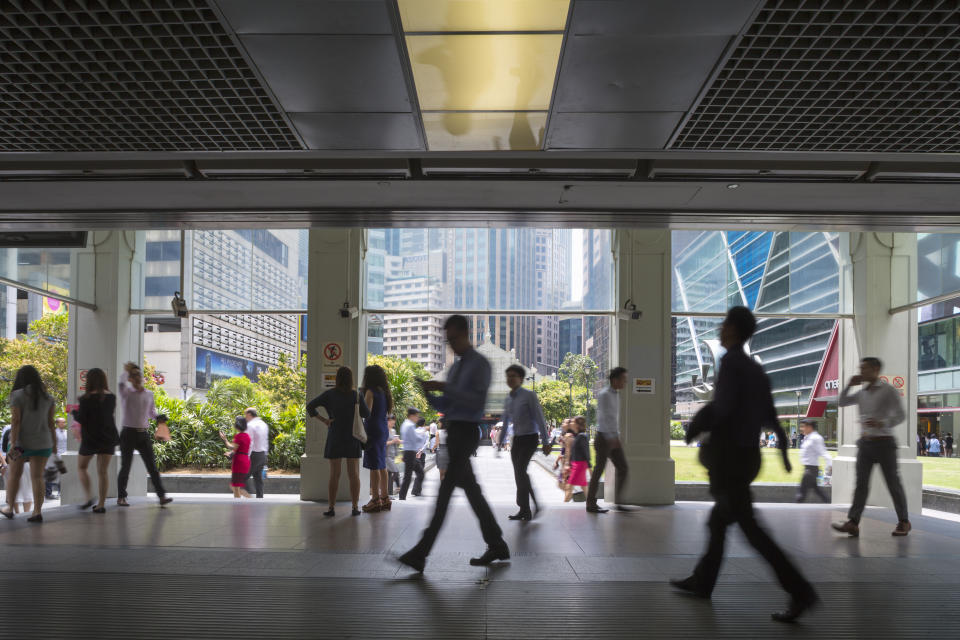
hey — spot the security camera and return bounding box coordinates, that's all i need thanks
[339,302,359,319]
[617,298,641,321]
[171,291,188,318]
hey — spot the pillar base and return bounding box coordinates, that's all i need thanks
[299,453,369,502]
[831,455,923,517]
[608,455,675,506]
[59,451,147,505]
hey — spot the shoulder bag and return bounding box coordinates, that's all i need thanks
[352,391,368,444]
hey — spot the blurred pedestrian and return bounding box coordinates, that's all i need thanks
[385,416,401,495]
[795,418,831,503]
[399,408,426,500]
[73,367,120,513]
[116,362,171,507]
[243,408,269,499]
[502,364,551,521]
[1,365,56,522]
[220,415,251,499]
[587,367,630,513]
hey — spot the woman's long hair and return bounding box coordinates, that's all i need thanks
[12,365,49,410]
[361,365,394,412]
[82,367,110,398]
[335,366,353,392]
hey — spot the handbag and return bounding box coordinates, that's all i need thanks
[352,391,368,444]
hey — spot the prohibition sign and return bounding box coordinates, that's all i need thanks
[324,343,342,363]
[893,376,905,389]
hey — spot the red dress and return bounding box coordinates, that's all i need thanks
[231,432,251,487]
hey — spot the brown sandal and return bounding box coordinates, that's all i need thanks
[379,497,392,511]
[361,499,381,513]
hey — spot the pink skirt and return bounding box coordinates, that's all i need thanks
[568,460,589,487]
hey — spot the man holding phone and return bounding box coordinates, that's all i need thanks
[116,362,172,507]
[399,315,508,572]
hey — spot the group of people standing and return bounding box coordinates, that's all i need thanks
[919,431,954,457]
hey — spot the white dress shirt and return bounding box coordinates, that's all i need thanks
[596,386,621,439]
[799,431,831,467]
[117,373,156,429]
[839,379,905,439]
[501,386,549,444]
[246,417,269,453]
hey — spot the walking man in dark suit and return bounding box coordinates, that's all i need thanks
[398,315,509,572]
[672,306,818,623]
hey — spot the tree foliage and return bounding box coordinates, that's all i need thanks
[557,353,599,391]
[367,354,437,423]
[0,312,69,420]
[256,352,307,409]
[535,379,587,428]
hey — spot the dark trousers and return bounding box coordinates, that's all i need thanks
[796,465,829,503]
[244,451,267,498]
[413,421,503,556]
[399,450,424,499]
[848,438,909,524]
[511,434,539,515]
[587,433,628,507]
[118,428,165,499]
[693,447,813,598]
[388,471,399,494]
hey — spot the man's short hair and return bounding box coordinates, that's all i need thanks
[506,364,525,378]
[609,366,628,383]
[444,314,470,334]
[725,305,757,342]
[861,356,883,370]
[407,407,421,417]
[800,418,817,428]
[244,407,258,418]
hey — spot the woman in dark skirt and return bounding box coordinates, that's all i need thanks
[359,365,393,514]
[72,368,120,513]
[306,366,369,517]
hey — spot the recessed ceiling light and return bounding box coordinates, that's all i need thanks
[727,183,740,189]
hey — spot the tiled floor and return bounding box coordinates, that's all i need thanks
[1,448,958,638]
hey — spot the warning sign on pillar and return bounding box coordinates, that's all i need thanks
[633,378,655,395]
[892,375,906,397]
[322,342,343,369]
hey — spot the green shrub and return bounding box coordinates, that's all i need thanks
[670,421,686,440]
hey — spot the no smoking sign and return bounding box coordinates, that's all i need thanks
[323,342,343,367]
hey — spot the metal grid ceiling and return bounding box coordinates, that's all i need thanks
[0,0,303,151]
[672,0,960,153]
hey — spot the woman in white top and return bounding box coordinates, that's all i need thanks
[1,365,56,523]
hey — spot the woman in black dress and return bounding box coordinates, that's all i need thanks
[72,368,120,513]
[306,366,369,517]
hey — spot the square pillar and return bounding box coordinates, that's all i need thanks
[301,228,368,502]
[61,231,146,504]
[609,230,675,505]
[832,232,922,514]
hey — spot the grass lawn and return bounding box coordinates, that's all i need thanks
[670,444,960,491]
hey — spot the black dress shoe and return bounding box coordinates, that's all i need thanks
[772,592,819,623]
[398,550,426,573]
[508,512,532,521]
[586,505,609,514]
[78,499,95,510]
[26,514,42,523]
[158,497,173,506]
[670,577,710,599]
[469,543,510,566]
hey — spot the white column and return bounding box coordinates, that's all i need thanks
[61,231,146,503]
[301,228,367,502]
[832,232,922,513]
[609,229,675,504]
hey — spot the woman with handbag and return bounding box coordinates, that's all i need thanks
[219,415,252,499]
[73,367,121,513]
[306,366,369,517]
[1,365,56,522]
[359,365,393,514]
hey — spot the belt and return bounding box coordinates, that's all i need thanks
[862,435,895,441]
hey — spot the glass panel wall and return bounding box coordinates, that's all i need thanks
[0,246,82,302]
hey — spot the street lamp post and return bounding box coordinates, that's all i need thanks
[568,376,574,418]
[795,389,802,446]
[181,383,189,401]
[526,366,538,392]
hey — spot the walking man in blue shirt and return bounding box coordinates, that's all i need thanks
[399,315,508,572]
[502,364,552,521]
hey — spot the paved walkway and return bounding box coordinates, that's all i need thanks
[0,446,958,638]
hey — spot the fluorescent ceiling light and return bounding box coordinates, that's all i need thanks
[398,0,569,32]
[421,112,547,151]
[399,1,570,151]
[406,34,562,111]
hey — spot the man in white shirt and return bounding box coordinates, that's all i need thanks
[243,407,269,499]
[399,408,426,500]
[586,367,630,513]
[795,418,831,503]
[832,356,910,537]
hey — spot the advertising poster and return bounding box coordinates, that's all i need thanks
[195,347,269,389]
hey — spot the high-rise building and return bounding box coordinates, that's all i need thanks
[672,230,842,438]
[583,230,613,378]
[381,253,447,372]
[534,230,572,374]
[143,229,307,395]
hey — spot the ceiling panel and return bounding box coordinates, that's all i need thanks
[553,35,731,112]
[546,112,684,150]
[0,0,302,152]
[239,35,411,112]
[289,113,422,150]
[673,0,960,153]
[216,0,393,34]
[570,0,760,36]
